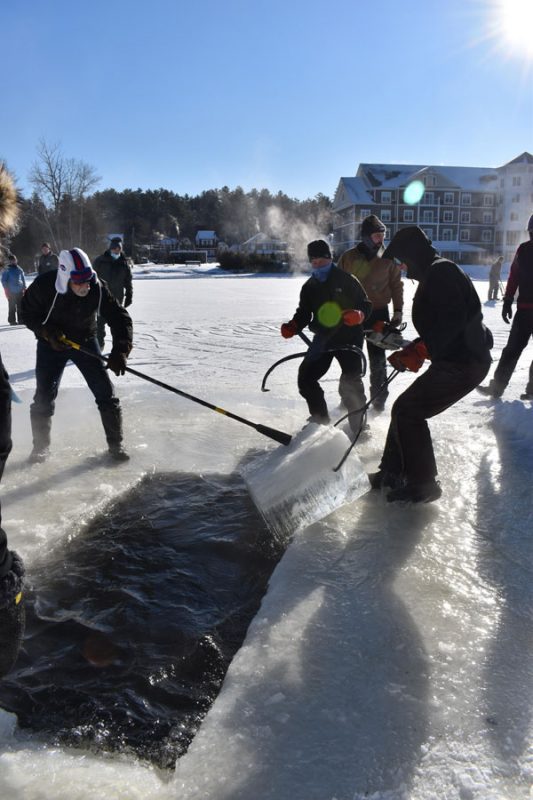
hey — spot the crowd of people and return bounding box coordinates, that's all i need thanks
[1,158,532,679]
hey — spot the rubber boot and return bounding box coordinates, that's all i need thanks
[29,411,52,463]
[99,404,130,461]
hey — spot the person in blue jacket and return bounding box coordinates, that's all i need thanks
[1,253,26,325]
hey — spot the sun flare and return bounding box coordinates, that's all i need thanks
[489,0,533,60]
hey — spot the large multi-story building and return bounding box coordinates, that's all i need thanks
[332,151,533,264]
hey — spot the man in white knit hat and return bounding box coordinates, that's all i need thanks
[21,247,133,463]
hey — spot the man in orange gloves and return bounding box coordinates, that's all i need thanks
[281,239,371,433]
[371,227,493,503]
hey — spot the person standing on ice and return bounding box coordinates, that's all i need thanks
[487,255,503,302]
[21,247,133,463]
[37,242,59,275]
[478,215,533,401]
[0,164,26,679]
[370,226,493,503]
[337,214,404,411]
[1,253,26,325]
[93,237,133,350]
[280,239,371,433]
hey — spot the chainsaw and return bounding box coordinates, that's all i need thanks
[364,321,411,351]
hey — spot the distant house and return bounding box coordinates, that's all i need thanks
[332,152,533,265]
[240,232,289,257]
[195,230,218,261]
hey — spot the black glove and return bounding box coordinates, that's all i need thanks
[502,298,513,324]
[124,295,132,308]
[0,549,25,680]
[107,349,128,376]
[40,325,70,351]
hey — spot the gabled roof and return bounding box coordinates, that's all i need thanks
[501,151,533,166]
[334,177,374,208]
[241,232,286,246]
[356,162,499,192]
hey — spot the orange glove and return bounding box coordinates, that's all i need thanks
[388,341,428,372]
[280,320,298,339]
[342,309,365,326]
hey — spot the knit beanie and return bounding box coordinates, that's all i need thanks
[56,248,95,294]
[307,239,332,260]
[360,214,386,238]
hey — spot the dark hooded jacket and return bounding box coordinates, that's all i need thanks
[292,265,372,348]
[93,250,133,306]
[21,270,132,353]
[383,227,492,364]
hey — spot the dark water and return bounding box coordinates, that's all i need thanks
[0,473,284,769]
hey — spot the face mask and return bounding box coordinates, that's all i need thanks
[312,263,332,282]
[110,251,120,260]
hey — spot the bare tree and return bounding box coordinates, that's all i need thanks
[28,139,100,249]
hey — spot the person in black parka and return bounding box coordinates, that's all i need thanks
[22,247,133,463]
[280,239,372,433]
[372,226,493,503]
[93,237,133,350]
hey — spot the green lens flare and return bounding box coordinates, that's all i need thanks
[317,301,342,328]
[403,180,425,205]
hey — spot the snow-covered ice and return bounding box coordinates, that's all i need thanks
[0,264,531,799]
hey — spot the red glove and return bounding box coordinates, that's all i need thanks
[280,320,298,339]
[342,309,365,326]
[388,341,428,373]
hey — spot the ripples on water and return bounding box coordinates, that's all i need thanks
[0,473,284,769]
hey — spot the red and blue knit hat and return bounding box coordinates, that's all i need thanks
[56,248,95,294]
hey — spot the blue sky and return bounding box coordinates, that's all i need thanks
[2,0,532,200]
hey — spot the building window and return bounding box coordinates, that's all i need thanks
[423,210,434,223]
[483,195,494,206]
[506,231,520,245]
[500,178,505,187]
[460,230,470,241]
[424,175,436,187]
[403,209,414,222]
[482,230,493,242]
[510,212,519,221]
[423,192,434,205]
[444,192,454,204]
[381,191,391,203]
[381,210,391,223]
[462,193,471,205]
[443,210,454,223]
[483,211,493,224]
[360,208,371,219]
[512,176,521,186]
[460,211,471,223]
[442,229,453,241]
[512,194,520,203]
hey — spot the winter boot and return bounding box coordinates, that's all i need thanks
[477,381,503,399]
[99,404,130,461]
[369,470,403,491]
[29,412,52,463]
[0,547,25,679]
[386,480,442,504]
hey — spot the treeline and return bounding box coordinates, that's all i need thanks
[4,143,332,269]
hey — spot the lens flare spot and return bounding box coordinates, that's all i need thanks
[403,180,425,205]
[317,302,342,328]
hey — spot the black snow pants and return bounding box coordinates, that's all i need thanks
[379,357,490,485]
[491,309,533,395]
